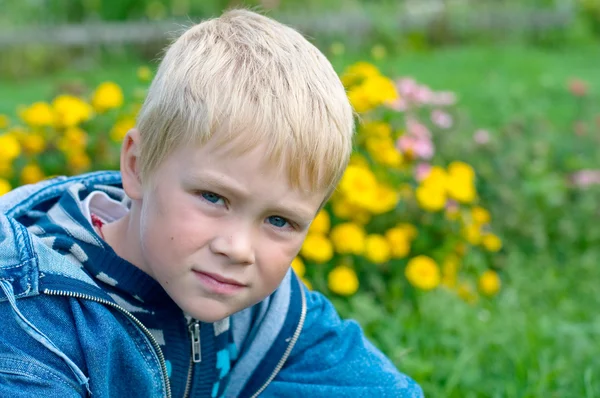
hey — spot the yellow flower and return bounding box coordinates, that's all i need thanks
[330,197,371,224]
[448,161,475,180]
[416,184,446,212]
[58,127,88,153]
[405,255,441,290]
[309,209,331,234]
[21,133,46,155]
[482,233,502,252]
[338,165,378,209]
[423,166,448,188]
[110,118,136,142]
[53,95,93,127]
[67,151,91,173]
[327,265,359,296]
[300,233,334,264]
[20,102,55,127]
[385,227,411,258]
[441,256,459,288]
[347,86,373,113]
[291,257,306,277]
[20,163,45,185]
[364,184,399,215]
[361,121,392,138]
[0,178,11,195]
[0,161,12,178]
[330,222,366,255]
[0,134,22,162]
[346,71,398,113]
[416,166,448,212]
[0,114,9,129]
[471,206,491,225]
[365,137,402,168]
[478,270,501,296]
[364,234,391,264]
[446,161,476,203]
[341,62,381,87]
[92,82,124,113]
[464,223,482,245]
[397,223,418,240]
[137,66,153,82]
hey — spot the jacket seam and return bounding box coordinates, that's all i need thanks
[0,356,84,393]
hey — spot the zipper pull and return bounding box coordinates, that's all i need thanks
[189,321,202,363]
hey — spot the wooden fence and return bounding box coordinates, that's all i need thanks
[0,6,576,49]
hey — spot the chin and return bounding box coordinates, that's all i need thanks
[182,300,237,323]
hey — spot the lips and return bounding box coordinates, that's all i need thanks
[194,271,246,286]
[193,270,247,295]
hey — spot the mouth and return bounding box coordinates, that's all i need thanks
[192,270,247,295]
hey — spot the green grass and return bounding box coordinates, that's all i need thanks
[1,44,599,396]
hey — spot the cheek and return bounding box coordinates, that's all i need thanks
[257,237,304,285]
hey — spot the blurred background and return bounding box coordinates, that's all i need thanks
[1,0,599,396]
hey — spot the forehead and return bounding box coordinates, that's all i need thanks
[164,139,327,205]
[172,135,326,193]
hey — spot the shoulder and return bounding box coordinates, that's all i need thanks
[0,293,89,396]
[268,284,424,397]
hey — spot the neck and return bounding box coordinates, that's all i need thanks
[102,205,152,279]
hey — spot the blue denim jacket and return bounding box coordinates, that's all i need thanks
[0,172,423,397]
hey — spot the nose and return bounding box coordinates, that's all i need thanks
[209,225,255,265]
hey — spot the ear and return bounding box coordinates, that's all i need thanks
[120,128,144,200]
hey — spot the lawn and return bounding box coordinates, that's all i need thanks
[1,44,599,397]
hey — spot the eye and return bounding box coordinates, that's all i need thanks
[200,191,225,205]
[267,216,289,228]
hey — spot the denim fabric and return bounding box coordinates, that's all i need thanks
[0,172,423,398]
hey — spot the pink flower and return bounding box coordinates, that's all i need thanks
[431,109,453,129]
[413,138,434,159]
[406,118,431,138]
[570,170,600,188]
[397,135,415,153]
[387,97,408,112]
[568,78,588,97]
[415,163,432,181]
[397,135,434,160]
[396,78,418,98]
[413,86,433,105]
[473,129,491,145]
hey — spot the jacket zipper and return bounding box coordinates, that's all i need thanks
[249,286,307,398]
[43,289,172,398]
[183,320,201,398]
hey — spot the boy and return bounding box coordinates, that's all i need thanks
[0,9,423,397]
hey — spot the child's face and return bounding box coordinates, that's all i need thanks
[134,138,325,322]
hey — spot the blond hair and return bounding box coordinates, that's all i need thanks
[136,9,354,196]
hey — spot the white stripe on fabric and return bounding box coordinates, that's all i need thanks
[107,293,150,314]
[69,243,89,263]
[214,317,230,336]
[47,205,102,248]
[148,329,166,345]
[96,272,118,287]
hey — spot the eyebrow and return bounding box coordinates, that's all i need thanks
[185,171,251,199]
[184,172,317,221]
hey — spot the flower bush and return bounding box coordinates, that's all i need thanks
[0,63,502,310]
[295,62,503,308]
